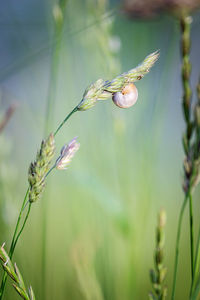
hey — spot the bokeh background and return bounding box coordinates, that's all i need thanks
[0,0,200,299]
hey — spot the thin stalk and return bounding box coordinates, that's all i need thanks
[0,204,31,300]
[11,203,32,254]
[189,191,194,279]
[191,218,200,296]
[0,188,29,299]
[45,165,56,179]
[9,188,30,257]
[172,13,194,299]
[54,106,78,136]
[180,13,195,284]
[190,85,200,297]
[171,194,188,300]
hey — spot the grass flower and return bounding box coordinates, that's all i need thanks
[28,133,55,203]
[77,79,110,111]
[77,51,159,111]
[0,243,36,300]
[54,50,159,136]
[56,137,80,170]
[149,210,167,300]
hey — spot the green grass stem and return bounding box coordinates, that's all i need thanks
[0,187,29,299]
[190,208,200,298]
[54,106,78,136]
[11,203,32,254]
[171,194,188,300]
[189,192,194,280]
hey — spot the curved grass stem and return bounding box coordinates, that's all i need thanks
[54,106,78,136]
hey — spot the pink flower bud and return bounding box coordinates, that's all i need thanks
[56,137,80,170]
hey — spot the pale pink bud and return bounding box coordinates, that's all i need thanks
[56,137,80,170]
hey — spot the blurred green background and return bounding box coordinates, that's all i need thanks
[0,0,200,299]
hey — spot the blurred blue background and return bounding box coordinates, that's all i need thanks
[0,0,200,299]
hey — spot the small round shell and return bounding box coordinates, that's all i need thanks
[112,83,138,108]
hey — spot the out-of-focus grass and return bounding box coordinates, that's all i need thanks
[0,0,200,299]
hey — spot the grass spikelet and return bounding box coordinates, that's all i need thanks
[104,50,160,93]
[0,244,35,300]
[28,133,55,203]
[77,50,159,111]
[149,210,167,300]
[28,286,36,300]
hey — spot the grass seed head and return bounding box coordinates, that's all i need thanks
[28,133,55,203]
[77,51,159,111]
